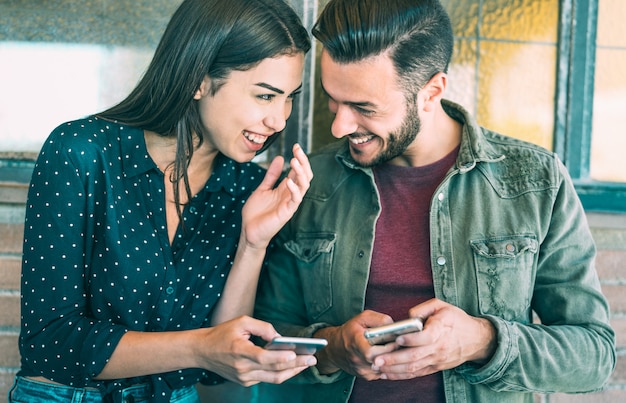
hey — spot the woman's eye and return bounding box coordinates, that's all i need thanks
[288,90,302,100]
[257,94,274,101]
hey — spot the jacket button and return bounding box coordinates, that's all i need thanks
[436,256,446,266]
[437,193,444,201]
[358,251,365,258]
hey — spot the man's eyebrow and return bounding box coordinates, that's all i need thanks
[320,82,376,108]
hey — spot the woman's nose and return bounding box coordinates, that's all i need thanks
[264,101,291,133]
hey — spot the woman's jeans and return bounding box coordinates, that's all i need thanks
[8,376,200,403]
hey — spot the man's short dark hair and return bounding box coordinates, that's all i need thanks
[312,0,453,95]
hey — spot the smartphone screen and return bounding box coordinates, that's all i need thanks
[265,336,328,354]
[364,318,423,345]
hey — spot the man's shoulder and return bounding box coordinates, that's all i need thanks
[475,128,563,196]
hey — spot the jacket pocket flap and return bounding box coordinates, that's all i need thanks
[470,236,538,259]
[285,233,337,263]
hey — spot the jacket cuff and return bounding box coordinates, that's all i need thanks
[455,315,519,384]
[293,322,349,385]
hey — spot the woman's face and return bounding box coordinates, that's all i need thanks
[195,53,305,162]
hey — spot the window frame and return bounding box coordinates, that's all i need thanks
[556,0,626,212]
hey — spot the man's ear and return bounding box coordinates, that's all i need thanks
[194,75,211,100]
[421,72,447,112]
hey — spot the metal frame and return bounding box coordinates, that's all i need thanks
[555,0,626,213]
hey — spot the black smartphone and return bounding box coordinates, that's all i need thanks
[265,336,328,354]
[364,318,424,345]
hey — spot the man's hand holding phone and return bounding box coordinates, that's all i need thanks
[364,318,424,345]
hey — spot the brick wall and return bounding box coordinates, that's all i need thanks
[0,165,625,402]
[0,164,28,402]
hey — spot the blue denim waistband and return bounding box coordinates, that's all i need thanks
[8,376,198,403]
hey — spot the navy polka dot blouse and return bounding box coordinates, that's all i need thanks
[18,117,265,395]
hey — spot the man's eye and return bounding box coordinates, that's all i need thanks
[355,107,374,116]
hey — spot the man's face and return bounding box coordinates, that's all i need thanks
[320,50,420,167]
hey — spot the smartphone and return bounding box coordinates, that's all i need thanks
[265,336,328,355]
[364,318,424,345]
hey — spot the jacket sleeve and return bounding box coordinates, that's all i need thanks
[256,227,347,385]
[456,158,615,393]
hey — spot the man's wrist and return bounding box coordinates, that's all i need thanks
[313,327,341,375]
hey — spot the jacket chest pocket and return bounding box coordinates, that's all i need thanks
[470,235,538,321]
[284,233,336,320]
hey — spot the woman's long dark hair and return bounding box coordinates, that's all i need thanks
[98,0,310,213]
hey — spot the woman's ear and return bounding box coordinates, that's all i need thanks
[194,76,211,100]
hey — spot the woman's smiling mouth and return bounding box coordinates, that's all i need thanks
[243,130,269,144]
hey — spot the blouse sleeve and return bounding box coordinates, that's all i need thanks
[19,125,128,386]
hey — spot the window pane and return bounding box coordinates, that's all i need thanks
[443,0,558,150]
[590,0,626,182]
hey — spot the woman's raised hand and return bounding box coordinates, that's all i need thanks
[241,143,313,249]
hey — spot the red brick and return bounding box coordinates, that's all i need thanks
[0,370,18,403]
[601,285,626,314]
[0,183,28,204]
[0,257,21,290]
[596,250,626,280]
[0,223,23,254]
[0,334,19,367]
[610,353,626,384]
[547,388,626,402]
[610,317,626,349]
[0,294,20,328]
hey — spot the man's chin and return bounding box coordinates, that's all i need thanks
[349,153,380,168]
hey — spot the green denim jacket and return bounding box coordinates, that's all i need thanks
[254,100,615,403]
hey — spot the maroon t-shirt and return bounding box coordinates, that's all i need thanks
[349,147,458,403]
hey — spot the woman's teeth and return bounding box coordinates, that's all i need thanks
[243,131,268,144]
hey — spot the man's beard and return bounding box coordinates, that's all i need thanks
[351,103,421,168]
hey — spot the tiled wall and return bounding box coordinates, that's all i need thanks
[1,1,625,402]
[0,0,182,154]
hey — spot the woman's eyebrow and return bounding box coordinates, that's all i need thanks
[255,82,303,95]
[255,82,285,94]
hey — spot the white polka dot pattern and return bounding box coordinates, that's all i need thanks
[18,117,265,391]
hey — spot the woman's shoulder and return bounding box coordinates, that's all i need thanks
[40,116,144,166]
[45,116,140,151]
[49,116,135,141]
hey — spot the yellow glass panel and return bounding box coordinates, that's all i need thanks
[312,0,558,153]
[477,41,555,150]
[590,48,626,182]
[597,0,626,48]
[481,0,558,43]
[447,39,478,115]
[441,0,480,38]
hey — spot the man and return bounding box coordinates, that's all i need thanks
[254,0,615,401]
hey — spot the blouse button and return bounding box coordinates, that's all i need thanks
[166,286,175,295]
[436,256,446,266]
[358,251,365,258]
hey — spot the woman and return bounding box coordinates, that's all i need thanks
[11,0,313,401]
